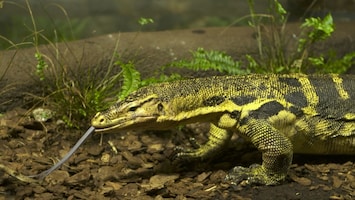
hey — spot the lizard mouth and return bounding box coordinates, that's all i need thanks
[92,115,158,133]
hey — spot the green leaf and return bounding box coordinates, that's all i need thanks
[308,56,324,66]
[301,13,334,41]
[171,48,248,75]
[274,0,287,22]
[118,61,141,100]
[35,52,48,81]
[138,17,154,26]
[141,73,182,87]
[309,51,355,73]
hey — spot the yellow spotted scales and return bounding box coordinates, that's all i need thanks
[92,74,355,185]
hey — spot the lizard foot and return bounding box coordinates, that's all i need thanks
[172,146,200,161]
[170,145,207,171]
[171,137,204,160]
[225,164,286,186]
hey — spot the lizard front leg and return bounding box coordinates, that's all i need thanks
[226,118,293,185]
[174,122,233,159]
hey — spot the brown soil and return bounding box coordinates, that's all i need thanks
[0,108,354,200]
[1,24,355,199]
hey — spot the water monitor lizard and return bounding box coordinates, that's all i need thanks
[90,73,355,185]
[28,74,355,184]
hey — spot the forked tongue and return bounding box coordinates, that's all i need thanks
[29,126,95,180]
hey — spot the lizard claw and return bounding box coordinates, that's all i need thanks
[188,137,200,149]
[171,146,194,160]
[225,164,286,185]
[170,146,199,171]
[170,137,201,160]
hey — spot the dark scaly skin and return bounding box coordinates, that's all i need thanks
[92,74,355,185]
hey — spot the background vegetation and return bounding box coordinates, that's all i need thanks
[1,0,354,128]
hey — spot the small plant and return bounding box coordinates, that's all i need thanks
[170,47,248,75]
[168,1,354,75]
[26,12,176,128]
[116,60,141,100]
[138,17,154,26]
[8,0,122,128]
[307,51,355,74]
[117,59,182,100]
[0,0,87,49]
[243,0,289,73]
[293,13,355,73]
[34,52,48,81]
[297,14,334,53]
[169,0,290,75]
[240,0,353,74]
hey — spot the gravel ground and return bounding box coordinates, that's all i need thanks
[0,108,354,199]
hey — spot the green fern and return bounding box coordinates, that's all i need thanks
[171,48,249,75]
[298,13,334,53]
[141,73,182,87]
[118,62,182,99]
[308,51,355,74]
[117,60,141,100]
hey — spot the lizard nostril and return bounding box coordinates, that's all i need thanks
[99,117,105,123]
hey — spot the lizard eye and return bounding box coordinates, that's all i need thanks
[129,106,139,112]
[157,103,164,111]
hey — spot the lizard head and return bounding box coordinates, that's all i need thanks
[91,93,167,133]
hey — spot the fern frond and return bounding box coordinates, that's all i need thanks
[171,48,249,75]
[118,61,141,100]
